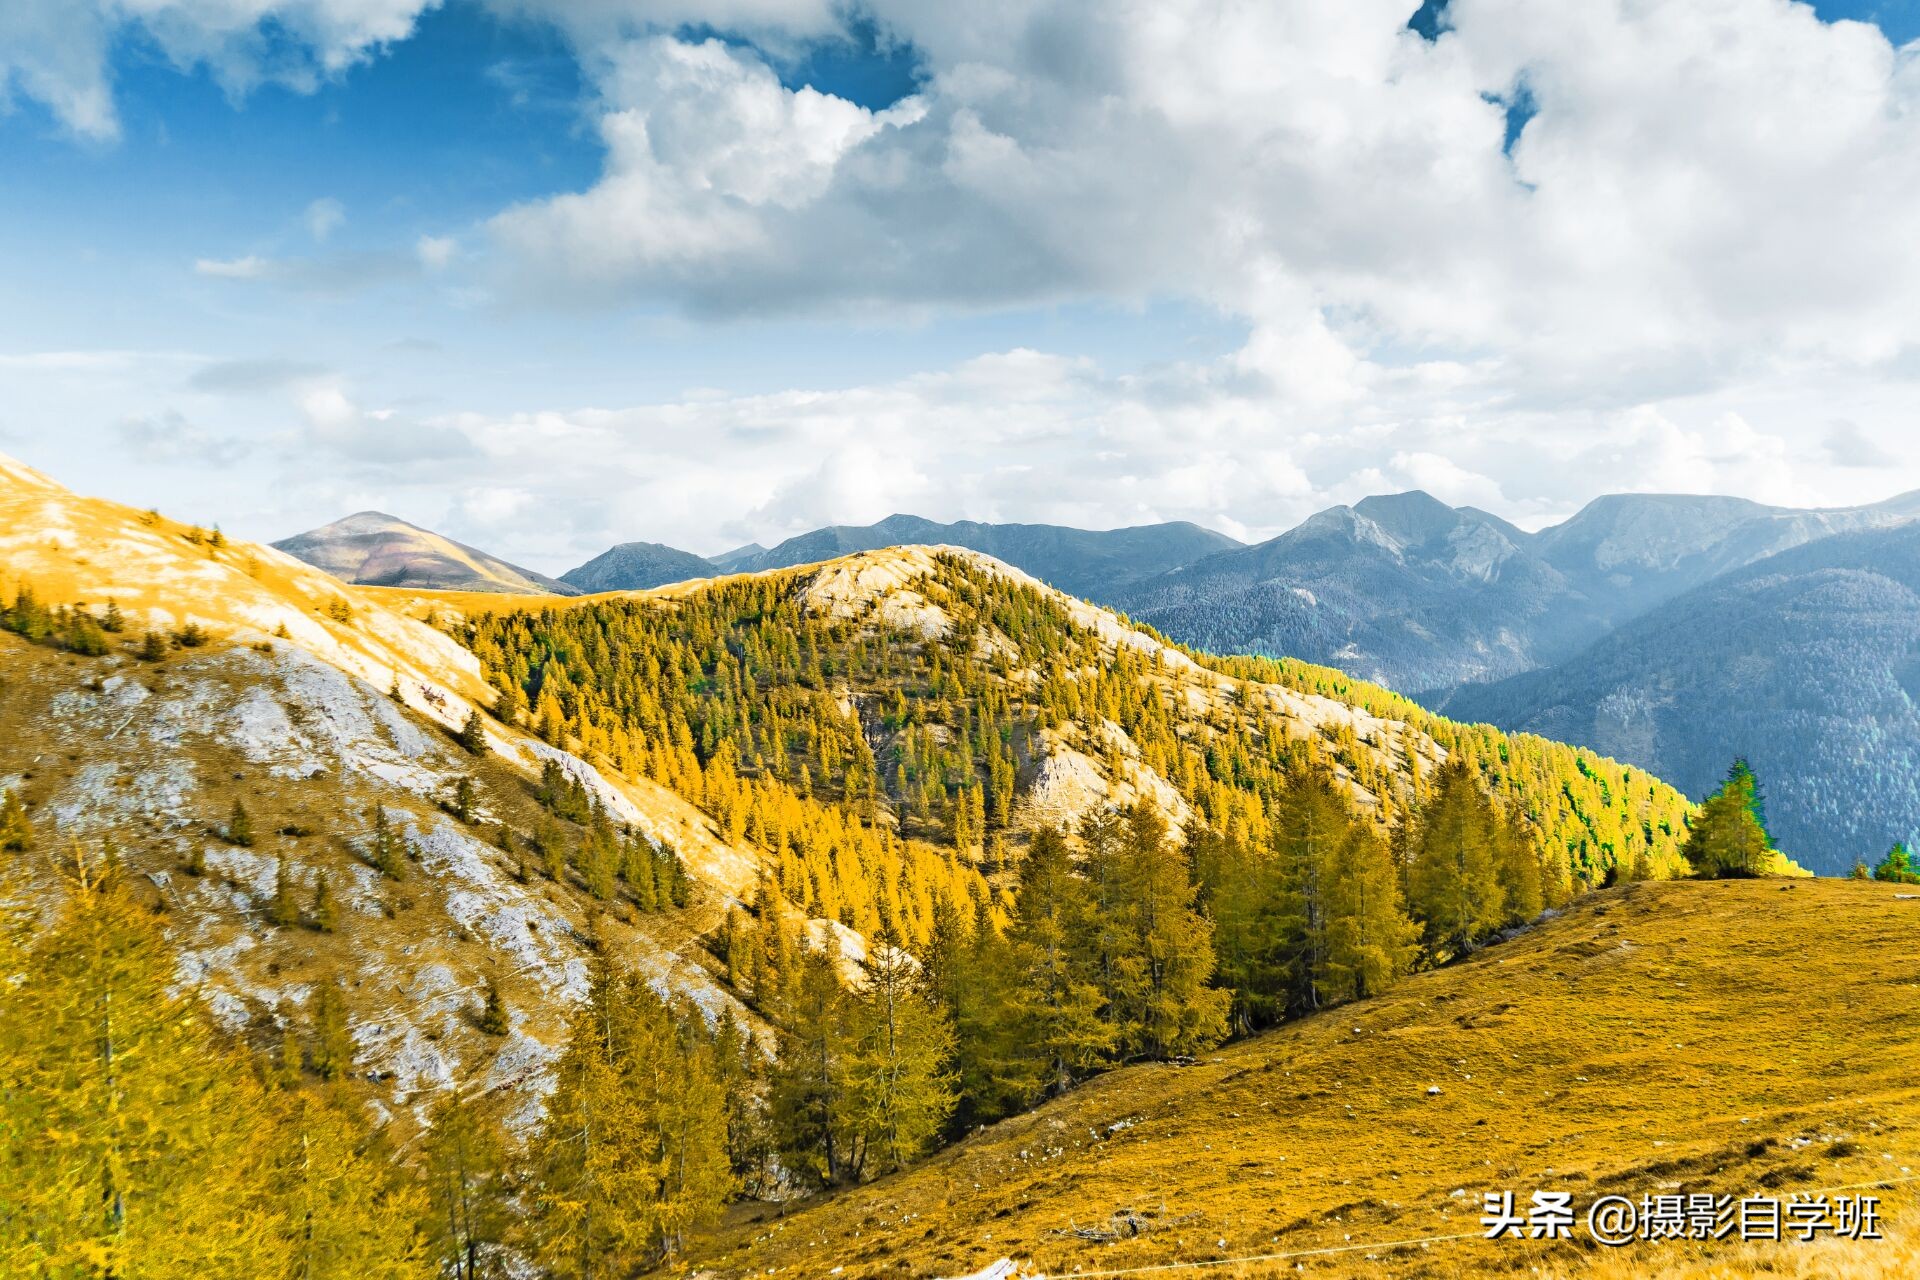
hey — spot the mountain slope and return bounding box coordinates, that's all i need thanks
[1440,523,1920,875]
[1536,489,1920,625]
[4,451,1724,1263]
[728,513,1243,603]
[557,540,715,592]
[1118,491,1605,691]
[274,511,579,596]
[0,452,773,1133]
[689,877,1920,1279]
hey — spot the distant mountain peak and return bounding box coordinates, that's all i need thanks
[559,541,716,593]
[274,512,576,596]
[708,514,1243,604]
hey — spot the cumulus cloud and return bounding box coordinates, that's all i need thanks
[484,2,1920,405]
[296,381,476,465]
[0,0,434,139]
[10,0,1920,554]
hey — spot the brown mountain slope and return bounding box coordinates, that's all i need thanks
[273,509,579,596]
[687,877,1920,1280]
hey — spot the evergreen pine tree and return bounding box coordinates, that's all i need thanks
[1680,760,1779,879]
[421,1091,509,1280]
[311,981,354,1082]
[0,846,279,1274]
[452,776,477,823]
[1319,827,1418,1004]
[998,828,1111,1100]
[1405,760,1509,958]
[1873,842,1920,884]
[842,925,957,1174]
[0,788,31,852]
[274,1023,303,1089]
[311,871,339,933]
[1493,809,1545,926]
[768,949,858,1187]
[1089,806,1227,1061]
[268,855,298,927]
[458,709,488,755]
[369,805,407,881]
[227,798,255,847]
[266,1090,428,1278]
[478,977,509,1035]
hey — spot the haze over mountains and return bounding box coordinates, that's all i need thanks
[1439,522,1920,875]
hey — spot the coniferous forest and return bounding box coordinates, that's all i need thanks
[0,548,1719,1277]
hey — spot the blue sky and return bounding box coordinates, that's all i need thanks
[3,1,1919,569]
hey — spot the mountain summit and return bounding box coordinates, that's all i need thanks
[558,541,716,593]
[273,511,578,596]
[1117,491,1599,691]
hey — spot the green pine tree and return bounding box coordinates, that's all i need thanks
[0,788,32,852]
[998,828,1112,1100]
[1405,760,1509,958]
[1873,842,1920,884]
[226,798,255,848]
[842,925,956,1174]
[458,709,488,755]
[421,1091,510,1280]
[268,855,298,927]
[477,976,509,1035]
[1680,760,1779,879]
[311,871,339,933]
[311,981,354,1082]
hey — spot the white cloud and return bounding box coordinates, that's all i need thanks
[484,3,1920,411]
[194,254,271,279]
[416,234,457,270]
[113,409,249,466]
[0,1,434,140]
[304,197,345,241]
[491,35,925,304]
[10,0,1920,555]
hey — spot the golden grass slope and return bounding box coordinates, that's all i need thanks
[0,450,766,897]
[686,878,1920,1280]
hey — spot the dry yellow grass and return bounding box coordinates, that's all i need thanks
[683,878,1920,1280]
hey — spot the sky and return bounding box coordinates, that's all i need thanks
[2,0,1919,572]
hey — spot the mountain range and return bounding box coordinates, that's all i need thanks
[1436,522,1920,874]
[0,449,1678,1165]
[275,486,1920,872]
[5,449,1893,1280]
